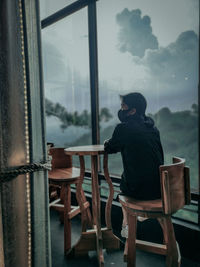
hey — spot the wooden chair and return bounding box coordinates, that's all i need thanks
[48,147,92,255]
[119,157,190,267]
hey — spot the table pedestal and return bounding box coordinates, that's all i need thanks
[67,228,120,258]
[65,145,121,266]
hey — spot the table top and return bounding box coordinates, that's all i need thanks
[64,145,105,156]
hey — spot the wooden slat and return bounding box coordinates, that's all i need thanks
[49,201,90,220]
[49,205,63,212]
[160,157,186,214]
[49,148,72,168]
[127,215,137,267]
[68,201,90,220]
[124,240,128,262]
[64,184,72,253]
[49,198,61,207]
[162,170,171,215]
[184,166,191,205]
[136,240,167,255]
[124,239,167,262]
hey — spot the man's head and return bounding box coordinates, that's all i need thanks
[120,92,147,115]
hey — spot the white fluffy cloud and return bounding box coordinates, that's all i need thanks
[116,8,198,110]
[142,30,198,85]
[116,8,158,58]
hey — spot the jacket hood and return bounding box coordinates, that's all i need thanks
[143,115,155,128]
[126,113,155,128]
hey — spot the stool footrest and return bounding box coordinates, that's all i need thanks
[49,199,63,212]
[49,199,90,220]
[68,201,90,219]
[124,239,167,262]
[136,239,167,255]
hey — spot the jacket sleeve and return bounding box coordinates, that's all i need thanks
[104,124,123,154]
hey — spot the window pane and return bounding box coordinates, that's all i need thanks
[41,8,92,168]
[97,0,199,195]
[40,0,77,20]
[174,203,198,224]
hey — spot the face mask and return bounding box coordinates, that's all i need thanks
[118,109,130,122]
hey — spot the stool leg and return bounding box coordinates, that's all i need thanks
[64,184,72,254]
[158,217,179,267]
[127,213,137,267]
[59,185,65,223]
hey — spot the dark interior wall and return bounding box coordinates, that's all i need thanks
[0,1,30,266]
[0,1,51,266]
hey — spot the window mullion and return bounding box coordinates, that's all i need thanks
[88,0,100,145]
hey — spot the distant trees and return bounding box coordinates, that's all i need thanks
[99,107,113,122]
[97,104,198,189]
[45,98,198,189]
[191,103,198,114]
[149,105,198,189]
[45,98,112,130]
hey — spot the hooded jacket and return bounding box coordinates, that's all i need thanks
[104,114,164,200]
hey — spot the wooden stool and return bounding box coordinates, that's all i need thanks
[48,148,92,255]
[119,157,190,267]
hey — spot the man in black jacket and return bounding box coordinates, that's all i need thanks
[104,92,164,237]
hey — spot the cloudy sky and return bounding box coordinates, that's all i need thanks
[41,0,199,113]
[96,0,199,111]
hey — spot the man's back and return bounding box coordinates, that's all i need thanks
[104,114,164,200]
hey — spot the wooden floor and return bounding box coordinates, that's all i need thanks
[50,210,200,267]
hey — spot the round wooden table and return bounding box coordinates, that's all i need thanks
[64,145,120,266]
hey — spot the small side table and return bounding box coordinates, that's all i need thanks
[65,145,121,266]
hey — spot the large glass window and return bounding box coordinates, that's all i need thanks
[97,0,199,222]
[40,0,199,224]
[41,8,92,169]
[97,0,199,185]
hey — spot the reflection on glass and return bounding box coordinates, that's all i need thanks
[40,0,77,19]
[97,0,199,206]
[41,8,92,168]
[174,204,198,224]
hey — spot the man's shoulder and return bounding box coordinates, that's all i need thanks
[114,122,129,131]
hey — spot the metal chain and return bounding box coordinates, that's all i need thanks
[0,161,51,183]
